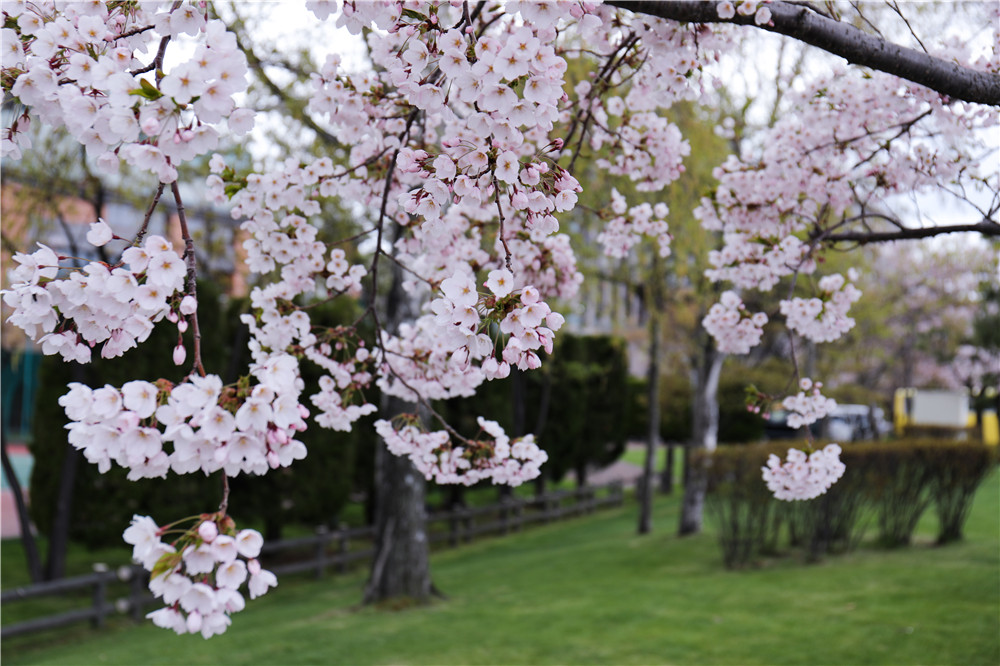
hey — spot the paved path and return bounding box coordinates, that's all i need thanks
[584,459,644,487]
[568,441,653,487]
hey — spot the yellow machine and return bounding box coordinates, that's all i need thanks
[893,387,999,446]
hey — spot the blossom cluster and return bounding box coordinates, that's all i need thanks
[596,189,672,259]
[761,444,846,501]
[2,2,252,181]
[376,269,564,409]
[3,234,190,363]
[60,357,308,480]
[780,272,862,343]
[123,514,276,638]
[701,291,768,354]
[717,0,773,26]
[374,416,548,486]
[697,58,995,296]
[781,378,837,429]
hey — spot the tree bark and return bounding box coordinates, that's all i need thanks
[658,442,675,494]
[364,212,433,605]
[639,255,664,535]
[1,432,43,583]
[45,442,79,580]
[609,0,1000,106]
[43,362,87,581]
[363,395,433,606]
[679,337,724,536]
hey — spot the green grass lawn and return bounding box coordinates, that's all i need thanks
[2,472,997,665]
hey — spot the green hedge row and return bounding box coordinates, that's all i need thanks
[699,439,997,568]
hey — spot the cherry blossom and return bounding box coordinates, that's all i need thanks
[762,444,846,501]
[124,514,276,638]
[781,378,837,429]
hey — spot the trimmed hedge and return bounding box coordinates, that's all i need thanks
[700,439,997,568]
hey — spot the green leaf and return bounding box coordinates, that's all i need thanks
[401,8,426,21]
[129,78,163,100]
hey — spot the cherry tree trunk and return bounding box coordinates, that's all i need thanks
[363,394,432,605]
[679,338,723,536]
[638,308,661,534]
[658,442,675,494]
[1,433,42,583]
[364,220,433,605]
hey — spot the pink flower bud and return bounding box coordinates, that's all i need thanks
[247,558,262,576]
[198,521,218,543]
[173,344,187,366]
[177,319,189,333]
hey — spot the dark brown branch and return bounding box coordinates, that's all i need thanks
[491,177,514,273]
[608,0,1000,106]
[130,1,180,79]
[170,181,207,378]
[818,219,1000,245]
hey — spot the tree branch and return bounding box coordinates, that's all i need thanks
[818,219,1000,245]
[229,12,341,147]
[608,0,1000,106]
[171,181,207,378]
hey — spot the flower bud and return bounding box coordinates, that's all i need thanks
[173,344,187,366]
[198,521,218,544]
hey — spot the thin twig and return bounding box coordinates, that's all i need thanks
[492,177,513,273]
[219,475,230,514]
[136,183,166,247]
[170,180,206,378]
[131,1,180,79]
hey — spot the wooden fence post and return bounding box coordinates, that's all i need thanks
[336,523,349,574]
[120,564,145,622]
[448,510,459,547]
[315,526,329,580]
[91,563,109,629]
[463,508,473,544]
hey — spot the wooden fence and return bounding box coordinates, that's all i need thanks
[1,481,624,638]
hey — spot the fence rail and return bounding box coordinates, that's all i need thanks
[1,481,623,638]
